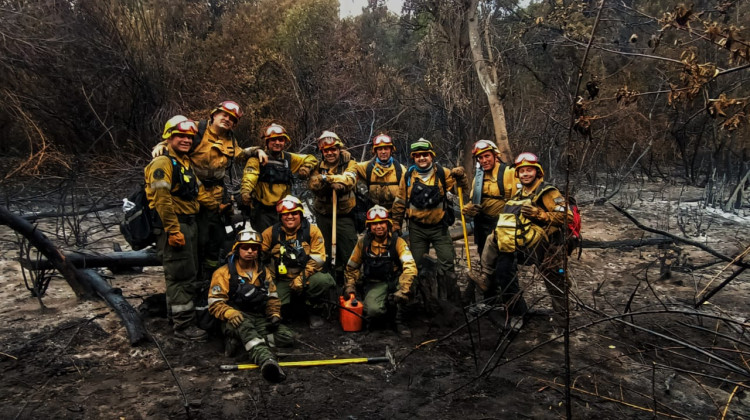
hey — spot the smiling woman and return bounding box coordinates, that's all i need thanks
[338,0,403,18]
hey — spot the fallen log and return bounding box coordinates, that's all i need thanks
[18,202,121,223]
[21,250,160,271]
[79,269,149,345]
[582,237,673,249]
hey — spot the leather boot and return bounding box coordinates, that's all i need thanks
[394,304,411,338]
[260,358,286,383]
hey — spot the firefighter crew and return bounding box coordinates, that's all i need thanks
[308,131,359,284]
[391,139,470,302]
[208,227,293,383]
[353,133,407,215]
[344,206,417,337]
[152,101,267,280]
[240,123,318,233]
[146,118,220,341]
[260,195,335,328]
[469,152,573,330]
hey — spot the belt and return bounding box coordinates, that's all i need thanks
[177,214,197,224]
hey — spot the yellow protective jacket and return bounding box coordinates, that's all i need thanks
[344,233,417,295]
[240,151,318,207]
[391,164,456,227]
[261,222,327,282]
[207,259,280,321]
[144,147,218,234]
[309,150,358,215]
[469,162,519,218]
[515,177,573,237]
[354,159,406,209]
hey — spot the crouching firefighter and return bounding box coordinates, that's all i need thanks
[261,195,336,328]
[146,118,220,341]
[469,152,573,330]
[207,227,293,383]
[344,206,417,337]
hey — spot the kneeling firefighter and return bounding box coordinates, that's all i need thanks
[344,205,417,337]
[208,227,294,383]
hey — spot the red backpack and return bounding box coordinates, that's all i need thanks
[567,196,582,258]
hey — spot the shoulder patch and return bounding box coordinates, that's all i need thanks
[211,285,222,295]
[153,168,166,180]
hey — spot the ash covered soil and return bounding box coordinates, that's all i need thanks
[1,181,749,419]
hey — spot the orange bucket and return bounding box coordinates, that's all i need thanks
[339,293,363,332]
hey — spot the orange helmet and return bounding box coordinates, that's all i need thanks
[276,195,305,215]
[365,205,391,227]
[262,123,291,143]
[211,101,242,121]
[372,133,395,151]
[514,152,544,178]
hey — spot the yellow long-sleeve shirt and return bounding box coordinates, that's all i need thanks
[261,222,327,282]
[469,162,520,217]
[344,233,417,294]
[207,259,280,321]
[240,151,318,207]
[144,147,218,234]
[516,177,573,236]
[309,150,358,215]
[391,165,456,227]
[353,159,406,209]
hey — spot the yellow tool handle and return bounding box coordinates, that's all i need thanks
[457,186,472,270]
[331,190,337,265]
[219,356,389,371]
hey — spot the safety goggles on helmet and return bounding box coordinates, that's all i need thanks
[235,229,260,244]
[166,120,198,138]
[212,101,243,120]
[365,205,390,225]
[372,134,394,150]
[514,152,539,165]
[409,139,435,157]
[472,140,498,157]
[263,123,291,143]
[318,131,344,150]
[276,195,304,215]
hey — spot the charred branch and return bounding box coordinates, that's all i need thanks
[21,250,160,271]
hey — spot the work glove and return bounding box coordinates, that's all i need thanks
[521,204,546,221]
[267,315,282,332]
[392,290,409,304]
[309,174,325,190]
[290,276,304,293]
[240,192,252,207]
[218,203,232,215]
[462,203,482,217]
[450,166,466,179]
[228,311,244,328]
[297,166,311,179]
[151,143,168,158]
[257,149,268,166]
[344,286,357,298]
[168,232,186,247]
[331,182,347,192]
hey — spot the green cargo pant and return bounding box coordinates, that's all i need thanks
[408,222,456,276]
[362,281,392,319]
[156,219,199,330]
[197,206,228,277]
[221,311,295,364]
[315,213,358,284]
[275,271,336,307]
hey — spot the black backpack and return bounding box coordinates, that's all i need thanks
[406,163,455,227]
[120,186,158,250]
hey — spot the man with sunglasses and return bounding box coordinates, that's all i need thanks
[260,195,335,328]
[344,205,417,337]
[308,131,359,284]
[240,123,318,233]
[207,227,292,383]
[470,152,573,331]
[353,133,407,215]
[146,117,220,341]
[152,102,268,280]
[391,139,470,302]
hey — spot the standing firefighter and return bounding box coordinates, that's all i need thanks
[344,205,417,337]
[391,139,470,302]
[308,131,359,283]
[470,153,573,330]
[146,118,219,341]
[261,195,335,328]
[354,133,406,218]
[240,123,318,233]
[152,101,265,279]
[208,227,292,383]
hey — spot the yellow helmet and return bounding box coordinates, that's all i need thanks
[231,227,261,253]
[365,205,391,227]
[276,195,305,215]
[263,123,291,143]
[163,118,198,140]
[372,133,395,151]
[409,138,435,158]
[471,140,499,157]
[317,130,344,150]
[161,115,189,139]
[514,152,545,178]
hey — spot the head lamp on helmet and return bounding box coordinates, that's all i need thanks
[372,134,395,151]
[514,152,544,178]
[211,101,243,121]
[365,205,391,226]
[410,138,435,158]
[317,131,344,150]
[276,195,305,215]
[472,140,499,157]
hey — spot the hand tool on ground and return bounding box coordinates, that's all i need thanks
[331,189,337,266]
[219,346,394,371]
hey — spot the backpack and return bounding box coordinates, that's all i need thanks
[120,186,158,251]
[566,196,583,258]
[406,163,455,227]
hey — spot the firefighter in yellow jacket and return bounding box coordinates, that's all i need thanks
[391,139,470,302]
[152,103,267,279]
[470,152,573,330]
[344,206,417,337]
[353,133,406,215]
[145,118,220,341]
[240,123,318,233]
[261,195,335,328]
[308,131,359,283]
[208,227,293,383]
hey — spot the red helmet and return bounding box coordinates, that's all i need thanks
[514,152,545,178]
[365,205,391,226]
[211,101,243,121]
[372,134,395,151]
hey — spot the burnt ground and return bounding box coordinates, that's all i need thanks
[1,180,750,419]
